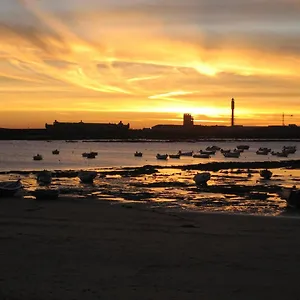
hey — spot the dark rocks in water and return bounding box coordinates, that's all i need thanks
[121,192,155,201]
[100,165,158,177]
[260,169,273,180]
[181,159,300,172]
[132,181,190,188]
[31,188,59,200]
[53,170,79,178]
[194,184,281,196]
[247,192,269,200]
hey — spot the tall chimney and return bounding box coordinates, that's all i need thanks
[231,98,235,127]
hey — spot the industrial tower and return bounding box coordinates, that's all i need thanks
[231,98,235,127]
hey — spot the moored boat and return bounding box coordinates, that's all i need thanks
[0,179,22,197]
[78,170,97,183]
[222,151,240,158]
[82,152,97,159]
[200,150,216,155]
[256,148,271,155]
[52,149,59,155]
[134,151,143,157]
[220,149,231,154]
[33,154,43,161]
[283,146,296,154]
[279,186,300,209]
[37,170,52,185]
[193,153,210,158]
[276,151,288,157]
[260,169,272,180]
[206,145,220,151]
[236,145,250,150]
[156,153,168,160]
[233,148,244,153]
[193,172,211,185]
[169,154,180,159]
[178,150,193,156]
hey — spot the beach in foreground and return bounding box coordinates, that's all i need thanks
[1,196,300,300]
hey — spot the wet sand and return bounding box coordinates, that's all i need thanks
[0,196,300,299]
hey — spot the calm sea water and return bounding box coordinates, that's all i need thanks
[0,140,299,172]
[1,140,300,216]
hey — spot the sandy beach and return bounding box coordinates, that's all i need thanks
[0,196,299,299]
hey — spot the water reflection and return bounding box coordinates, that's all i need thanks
[1,165,300,217]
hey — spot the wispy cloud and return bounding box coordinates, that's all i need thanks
[0,0,299,128]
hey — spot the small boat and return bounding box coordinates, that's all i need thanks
[156,153,168,160]
[283,146,296,154]
[260,169,272,180]
[236,145,250,150]
[0,179,22,197]
[279,186,300,209]
[33,154,43,161]
[32,188,60,200]
[206,146,220,151]
[193,153,210,158]
[276,151,288,157]
[37,170,52,185]
[220,149,231,154]
[223,151,240,158]
[52,149,59,155]
[82,152,97,159]
[178,151,193,156]
[78,170,97,183]
[193,172,211,185]
[87,152,97,159]
[256,149,269,155]
[200,150,216,155]
[134,151,143,157]
[256,147,271,155]
[82,152,98,158]
[233,148,244,153]
[259,147,271,152]
[169,154,180,159]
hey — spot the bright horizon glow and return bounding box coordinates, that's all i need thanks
[0,0,300,129]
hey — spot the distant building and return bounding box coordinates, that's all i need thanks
[45,120,130,139]
[183,114,194,127]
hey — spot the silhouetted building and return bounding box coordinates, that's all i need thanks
[183,114,194,127]
[45,120,130,139]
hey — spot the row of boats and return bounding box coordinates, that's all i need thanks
[33,145,297,161]
[193,169,273,186]
[37,169,97,185]
[256,145,297,156]
[148,145,297,160]
[0,169,99,200]
[33,149,60,161]
[33,150,98,161]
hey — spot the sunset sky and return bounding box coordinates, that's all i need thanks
[0,0,299,128]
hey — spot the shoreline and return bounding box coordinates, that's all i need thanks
[1,196,300,299]
[1,138,300,142]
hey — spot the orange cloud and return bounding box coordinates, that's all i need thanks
[0,0,299,128]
